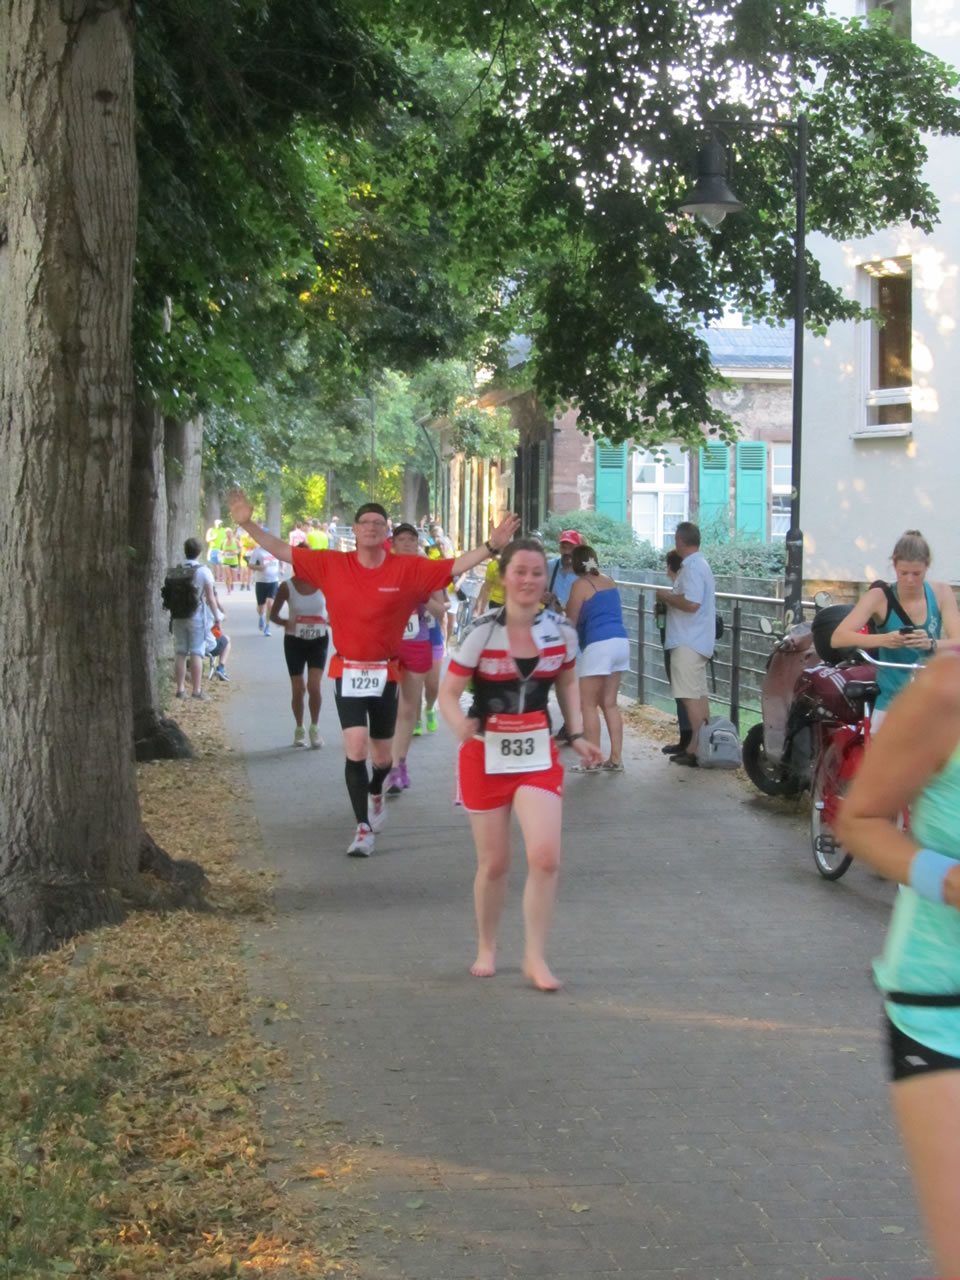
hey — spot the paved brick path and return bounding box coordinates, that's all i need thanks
[221,595,929,1280]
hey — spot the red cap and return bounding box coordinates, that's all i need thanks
[558,529,582,546]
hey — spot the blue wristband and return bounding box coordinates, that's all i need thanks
[909,848,956,903]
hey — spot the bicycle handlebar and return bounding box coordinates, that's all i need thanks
[855,648,928,671]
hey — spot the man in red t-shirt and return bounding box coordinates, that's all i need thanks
[228,491,519,857]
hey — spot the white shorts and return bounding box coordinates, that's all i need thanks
[668,645,709,699]
[579,636,630,678]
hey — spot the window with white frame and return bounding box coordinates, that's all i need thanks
[859,256,912,430]
[632,447,689,549]
[771,444,792,539]
[860,0,911,40]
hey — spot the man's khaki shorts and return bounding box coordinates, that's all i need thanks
[669,645,709,699]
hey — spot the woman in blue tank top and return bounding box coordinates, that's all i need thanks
[831,530,960,722]
[564,544,629,772]
[837,649,960,1275]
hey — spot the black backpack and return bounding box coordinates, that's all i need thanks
[161,564,201,619]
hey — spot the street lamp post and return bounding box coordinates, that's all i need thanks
[680,114,808,627]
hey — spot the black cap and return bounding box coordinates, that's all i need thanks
[392,522,418,539]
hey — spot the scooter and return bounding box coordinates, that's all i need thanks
[741,594,847,798]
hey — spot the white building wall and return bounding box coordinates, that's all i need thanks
[803,0,960,583]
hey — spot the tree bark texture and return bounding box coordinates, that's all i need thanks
[164,414,203,566]
[0,1,142,951]
[130,398,192,761]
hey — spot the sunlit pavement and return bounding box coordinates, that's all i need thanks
[221,592,926,1280]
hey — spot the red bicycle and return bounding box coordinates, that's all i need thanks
[806,651,917,880]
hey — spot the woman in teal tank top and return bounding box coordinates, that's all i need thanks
[837,651,960,1275]
[830,530,960,718]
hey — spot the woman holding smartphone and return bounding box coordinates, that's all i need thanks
[830,530,960,725]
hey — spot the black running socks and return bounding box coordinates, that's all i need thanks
[368,764,391,796]
[345,758,370,824]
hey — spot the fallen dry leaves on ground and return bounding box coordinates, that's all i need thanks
[0,692,358,1279]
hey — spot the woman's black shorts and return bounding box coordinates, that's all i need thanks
[283,633,329,677]
[334,679,399,739]
[255,581,279,606]
[885,1015,960,1082]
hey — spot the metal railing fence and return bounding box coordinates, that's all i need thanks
[612,577,814,731]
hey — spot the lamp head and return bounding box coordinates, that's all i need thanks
[679,137,744,227]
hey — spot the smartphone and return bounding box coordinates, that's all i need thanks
[900,626,916,635]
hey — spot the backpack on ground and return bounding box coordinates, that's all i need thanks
[161,564,200,619]
[696,716,742,770]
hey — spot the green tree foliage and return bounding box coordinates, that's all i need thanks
[137,1,960,464]
[382,0,960,445]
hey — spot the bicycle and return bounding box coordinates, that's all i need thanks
[808,650,921,880]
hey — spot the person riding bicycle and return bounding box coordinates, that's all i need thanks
[830,530,960,726]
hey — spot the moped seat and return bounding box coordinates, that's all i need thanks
[843,680,879,703]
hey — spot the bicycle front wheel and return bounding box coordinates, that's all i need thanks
[809,749,854,881]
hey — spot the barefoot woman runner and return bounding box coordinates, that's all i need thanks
[438,539,603,990]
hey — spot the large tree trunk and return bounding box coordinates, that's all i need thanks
[0,2,143,951]
[130,398,192,761]
[164,414,203,565]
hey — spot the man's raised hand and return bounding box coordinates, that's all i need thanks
[489,512,521,551]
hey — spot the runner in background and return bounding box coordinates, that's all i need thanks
[270,576,329,748]
[228,489,520,856]
[438,539,603,989]
[386,524,447,792]
[220,526,240,593]
[238,527,256,591]
[307,519,328,550]
[205,519,224,583]
[247,541,282,636]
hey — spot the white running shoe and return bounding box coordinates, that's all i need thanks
[293,726,306,747]
[308,724,323,749]
[347,824,375,857]
[368,793,387,833]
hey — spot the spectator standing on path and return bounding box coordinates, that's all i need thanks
[269,576,329,748]
[169,537,223,701]
[438,539,603,990]
[546,529,582,744]
[656,550,693,756]
[474,554,505,617]
[228,489,520,857]
[837,651,960,1278]
[564,544,629,772]
[655,522,715,768]
[544,529,581,611]
[247,541,282,636]
[385,524,447,794]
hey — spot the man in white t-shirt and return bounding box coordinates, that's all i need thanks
[173,537,223,701]
[247,543,282,636]
[655,522,716,767]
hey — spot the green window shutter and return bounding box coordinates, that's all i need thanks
[698,444,730,540]
[735,441,768,540]
[537,439,549,526]
[595,442,627,522]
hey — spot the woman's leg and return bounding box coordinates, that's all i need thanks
[892,1071,960,1275]
[579,675,604,752]
[424,658,440,711]
[392,671,424,770]
[513,787,563,990]
[467,805,512,976]
[290,674,306,727]
[306,667,323,725]
[601,672,624,766]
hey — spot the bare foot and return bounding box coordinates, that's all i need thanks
[470,950,496,978]
[523,959,563,992]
